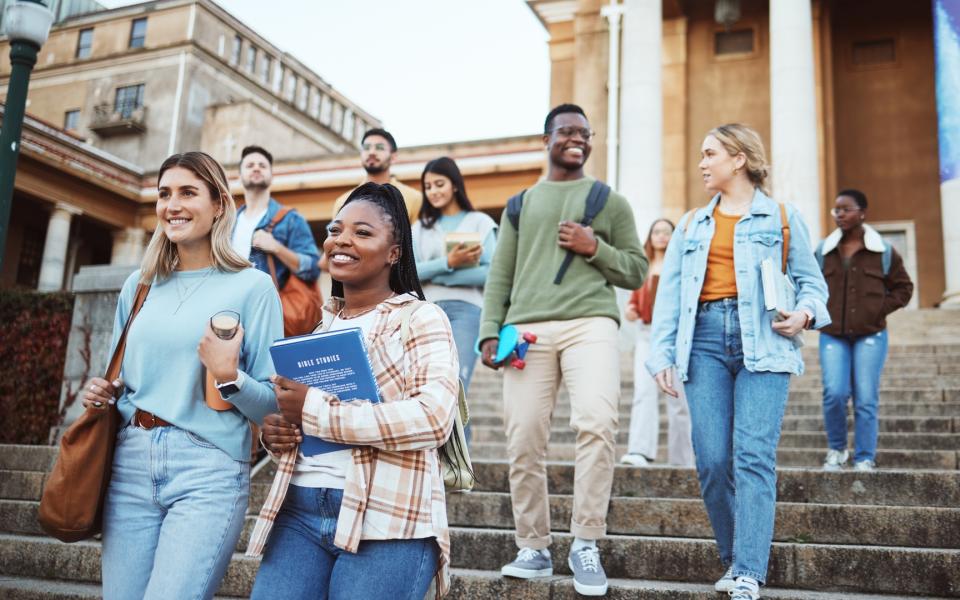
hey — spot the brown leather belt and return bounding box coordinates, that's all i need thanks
[134,409,173,430]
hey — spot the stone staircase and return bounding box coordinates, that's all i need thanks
[1,310,959,598]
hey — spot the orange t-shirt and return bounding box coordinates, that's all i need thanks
[699,207,740,302]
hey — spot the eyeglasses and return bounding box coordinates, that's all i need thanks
[361,143,389,152]
[549,126,595,141]
[830,207,861,217]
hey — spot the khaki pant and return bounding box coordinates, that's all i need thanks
[502,316,621,549]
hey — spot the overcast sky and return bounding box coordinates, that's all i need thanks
[99,0,551,148]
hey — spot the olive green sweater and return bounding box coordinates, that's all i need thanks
[479,177,648,341]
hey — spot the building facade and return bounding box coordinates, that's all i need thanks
[528,0,956,308]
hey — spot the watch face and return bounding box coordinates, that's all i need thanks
[218,383,241,398]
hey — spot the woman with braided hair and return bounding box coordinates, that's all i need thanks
[248,182,460,599]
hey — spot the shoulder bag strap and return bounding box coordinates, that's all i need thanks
[779,202,790,274]
[553,180,610,285]
[264,206,293,290]
[105,283,150,383]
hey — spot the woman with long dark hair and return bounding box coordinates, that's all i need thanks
[82,151,282,600]
[412,157,497,408]
[247,182,460,599]
[621,218,694,468]
[648,124,829,600]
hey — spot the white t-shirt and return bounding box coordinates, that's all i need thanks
[291,309,379,489]
[231,207,267,260]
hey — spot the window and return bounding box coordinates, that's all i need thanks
[115,84,144,118]
[76,28,93,59]
[231,35,242,65]
[64,110,80,130]
[309,89,321,117]
[272,62,283,92]
[342,109,354,138]
[852,39,896,66]
[129,18,147,49]
[297,82,308,110]
[285,72,296,100]
[246,46,257,72]
[714,29,754,56]
[261,55,272,83]
[16,224,45,288]
[320,94,332,125]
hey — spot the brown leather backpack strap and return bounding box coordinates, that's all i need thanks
[105,282,150,383]
[266,254,281,289]
[779,202,790,273]
[264,206,293,233]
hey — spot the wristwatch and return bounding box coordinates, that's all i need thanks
[216,372,244,399]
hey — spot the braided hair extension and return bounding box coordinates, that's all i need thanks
[329,182,425,300]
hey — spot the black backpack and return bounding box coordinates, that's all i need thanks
[505,179,611,285]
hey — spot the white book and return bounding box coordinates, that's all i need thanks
[760,257,804,348]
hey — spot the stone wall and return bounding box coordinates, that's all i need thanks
[57,265,136,433]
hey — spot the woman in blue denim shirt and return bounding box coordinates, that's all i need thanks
[647,124,829,600]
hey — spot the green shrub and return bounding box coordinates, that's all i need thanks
[0,289,75,444]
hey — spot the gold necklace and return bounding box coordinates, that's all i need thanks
[337,305,378,320]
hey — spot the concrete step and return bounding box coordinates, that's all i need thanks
[1,530,957,597]
[1,568,946,600]
[467,461,960,508]
[468,427,960,450]
[467,443,959,469]
[467,413,960,434]
[0,446,57,473]
[446,528,960,597]
[445,492,960,549]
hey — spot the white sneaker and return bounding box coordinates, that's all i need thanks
[620,453,651,466]
[728,576,761,599]
[853,459,876,472]
[822,449,848,471]
[715,565,735,592]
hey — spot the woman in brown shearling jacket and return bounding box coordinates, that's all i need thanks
[815,189,913,473]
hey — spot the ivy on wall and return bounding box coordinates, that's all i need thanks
[0,290,75,445]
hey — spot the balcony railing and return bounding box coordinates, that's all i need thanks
[89,103,147,136]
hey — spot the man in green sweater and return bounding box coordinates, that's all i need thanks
[479,104,647,596]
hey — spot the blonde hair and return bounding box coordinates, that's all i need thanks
[708,123,770,195]
[140,151,251,283]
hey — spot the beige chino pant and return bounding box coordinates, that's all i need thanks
[502,316,621,549]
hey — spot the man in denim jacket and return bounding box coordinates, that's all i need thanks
[231,145,320,290]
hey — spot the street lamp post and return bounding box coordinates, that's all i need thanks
[0,0,53,270]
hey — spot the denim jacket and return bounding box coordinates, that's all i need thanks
[646,189,830,381]
[239,198,320,289]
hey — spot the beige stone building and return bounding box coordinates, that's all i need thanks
[528,0,954,308]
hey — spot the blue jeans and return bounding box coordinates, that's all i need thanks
[683,299,790,584]
[436,300,480,443]
[101,425,249,600]
[251,485,439,600]
[819,330,888,462]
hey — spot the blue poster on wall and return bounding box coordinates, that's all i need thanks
[934,0,960,183]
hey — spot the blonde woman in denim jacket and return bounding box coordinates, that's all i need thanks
[646,124,829,600]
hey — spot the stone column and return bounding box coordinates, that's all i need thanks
[933,0,960,305]
[618,0,662,236]
[37,203,81,292]
[769,0,821,239]
[110,227,148,266]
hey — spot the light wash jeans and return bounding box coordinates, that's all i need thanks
[101,424,249,600]
[250,486,438,600]
[627,322,694,465]
[683,299,790,584]
[436,299,481,443]
[819,330,888,463]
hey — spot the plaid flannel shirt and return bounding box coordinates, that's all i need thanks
[246,294,459,596]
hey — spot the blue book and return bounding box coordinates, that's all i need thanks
[269,328,380,456]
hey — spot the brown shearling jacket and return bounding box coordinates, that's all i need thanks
[819,226,913,337]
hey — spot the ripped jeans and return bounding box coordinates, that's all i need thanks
[819,330,889,463]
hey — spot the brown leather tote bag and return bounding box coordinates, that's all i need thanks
[264,206,322,337]
[38,283,150,542]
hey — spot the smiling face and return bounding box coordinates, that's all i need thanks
[360,134,394,175]
[698,134,744,194]
[423,172,458,214]
[324,200,400,290]
[833,194,864,232]
[239,151,272,190]
[544,112,592,171]
[157,166,221,250]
